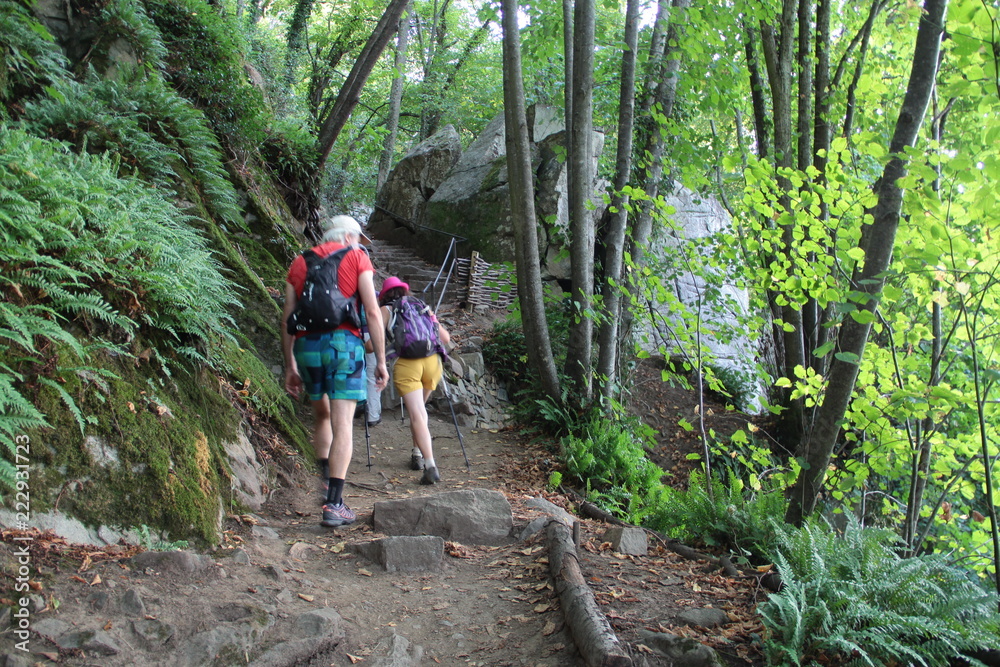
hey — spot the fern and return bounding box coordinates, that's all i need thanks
[0,365,48,495]
[22,71,244,231]
[759,515,1000,665]
[99,0,169,70]
[646,468,786,556]
[0,125,241,497]
[0,0,67,114]
[37,377,86,435]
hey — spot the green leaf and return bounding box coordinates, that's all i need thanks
[849,309,876,324]
[812,341,836,358]
[834,352,860,364]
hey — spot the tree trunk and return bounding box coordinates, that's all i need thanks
[546,521,633,666]
[500,0,561,402]
[564,0,597,406]
[563,0,574,146]
[621,0,689,344]
[595,0,639,402]
[378,2,411,191]
[421,19,492,139]
[284,0,314,88]
[785,0,948,526]
[314,0,409,175]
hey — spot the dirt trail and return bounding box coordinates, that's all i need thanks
[1,362,767,666]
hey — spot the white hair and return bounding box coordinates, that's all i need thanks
[321,215,362,243]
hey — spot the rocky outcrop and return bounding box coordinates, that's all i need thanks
[369,105,606,280]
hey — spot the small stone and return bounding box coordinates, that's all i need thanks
[120,589,146,617]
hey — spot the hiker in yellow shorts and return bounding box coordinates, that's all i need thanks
[378,277,451,484]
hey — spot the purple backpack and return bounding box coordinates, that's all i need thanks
[387,295,443,359]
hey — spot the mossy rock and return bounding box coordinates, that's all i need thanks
[10,335,305,546]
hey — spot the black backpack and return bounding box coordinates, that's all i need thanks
[286,248,362,335]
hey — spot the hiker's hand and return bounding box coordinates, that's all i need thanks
[374,363,389,391]
[285,368,302,399]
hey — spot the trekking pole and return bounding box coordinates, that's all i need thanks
[360,400,372,470]
[439,375,471,472]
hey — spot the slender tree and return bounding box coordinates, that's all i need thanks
[564,0,597,406]
[378,1,411,191]
[314,0,409,175]
[500,0,560,401]
[786,0,949,525]
[596,0,640,402]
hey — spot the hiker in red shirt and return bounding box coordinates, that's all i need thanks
[282,215,388,527]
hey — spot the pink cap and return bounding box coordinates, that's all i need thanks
[379,276,409,300]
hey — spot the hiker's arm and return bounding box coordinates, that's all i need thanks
[357,271,388,390]
[437,322,451,347]
[281,282,302,399]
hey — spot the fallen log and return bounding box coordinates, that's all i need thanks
[546,520,633,667]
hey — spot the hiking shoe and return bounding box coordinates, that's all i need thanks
[320,503,356,527]
[420,465,441,485]
[367,418,381,427]
[410,451,424,470]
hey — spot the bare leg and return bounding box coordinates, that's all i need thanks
[402,389,433,461]
[327,398,357,479]
[310,397,332,460]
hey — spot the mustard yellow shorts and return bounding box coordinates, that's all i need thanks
[392,355,443,396]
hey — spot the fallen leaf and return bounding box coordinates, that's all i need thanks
[542,621,556,635]
[40,652,59,661]
[331,542,346,553]
[70,575,88,584]
[358,568,373,577]
[533,603,551,613]
[637,644,654,654]
[347,654,362,664]
[104,620,113,631]
[298,594,314,602]
[89,575,101,586]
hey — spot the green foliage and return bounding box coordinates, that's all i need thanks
[22,71,245,230]
[99,0,169,71]
[261,117,319,199]
[482,290,573,432]
[141,0,269,149]
[0,0,66,115]
[136,524,189,551]
[0,126,241,498]
[561,414,665,525]
[0,126,239,359]
[647,469,786,559]
[759,516,1000,666]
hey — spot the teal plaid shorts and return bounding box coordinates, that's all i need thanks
[293,329,366,401]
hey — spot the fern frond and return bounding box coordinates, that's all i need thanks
[36,377,85,435]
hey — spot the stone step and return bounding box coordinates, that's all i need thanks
[366,239,459,306]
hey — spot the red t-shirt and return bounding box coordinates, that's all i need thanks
[286,242,373,338]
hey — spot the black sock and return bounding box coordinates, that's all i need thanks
[316,458,328,478]
[326,477,345,506]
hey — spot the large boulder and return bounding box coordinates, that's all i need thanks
[370,105,606,278]
[368,125,463,253]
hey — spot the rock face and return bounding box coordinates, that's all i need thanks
[635,185,763,408]
[369,105,606,280]
[368,125,463,256]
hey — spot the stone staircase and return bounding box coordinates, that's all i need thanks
[364,236,511,430]
[366,238,456,307]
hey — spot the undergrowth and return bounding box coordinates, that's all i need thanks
[759,516,1000,666]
